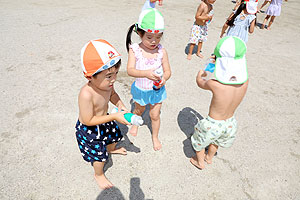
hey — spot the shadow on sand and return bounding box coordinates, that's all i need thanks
[96,177,153,200]
[184,43,199,55]
[177,107,203,158]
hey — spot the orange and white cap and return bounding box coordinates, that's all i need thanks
[81,39,121,78]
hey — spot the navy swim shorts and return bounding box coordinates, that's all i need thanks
[75,120,123,163]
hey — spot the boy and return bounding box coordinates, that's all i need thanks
[75,39,131,189]
[187,0,216,60]
[190,36,249,169]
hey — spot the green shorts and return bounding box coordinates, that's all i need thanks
[191,116,237,151]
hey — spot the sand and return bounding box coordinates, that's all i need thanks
[0,0,299,199]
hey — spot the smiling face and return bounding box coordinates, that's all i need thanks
[140,32,163,50]
[88,65,120,91]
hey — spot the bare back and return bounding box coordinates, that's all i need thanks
[207,80,248,120]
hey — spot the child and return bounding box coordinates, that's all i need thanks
[141,0,163,12]
[187,0,216,60]
[126,8,171,151]
[261,0,287,30]
[220,0,257,43]
[75,39,131,189]
[190,36,249,170]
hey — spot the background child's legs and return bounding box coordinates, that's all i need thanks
[149,103,162,151]
[267,16,276,30]
[93,161,113,189]
[205,144,218,164]
[107,143,127,155]
[196,41,204,58]
[129,102,146,136]
[261,15,271,29]
[187,43,196,60]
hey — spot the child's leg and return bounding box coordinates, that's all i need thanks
[107,142,127,155]
[129,102,146,136]
[196,41,204,58]
[93,161,113,189]
[187,43,195,60]
[149,103,162,151]
[261,15,271,29]
[190,149,206,169]
[258,0,269,11]
[267,16,276,30]
[204,144,218,164]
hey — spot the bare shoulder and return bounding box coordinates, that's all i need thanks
[78,84,93,102]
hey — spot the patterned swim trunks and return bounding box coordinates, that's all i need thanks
[189,23,208,44]
[75,120,123,163]
[191,116,237,151]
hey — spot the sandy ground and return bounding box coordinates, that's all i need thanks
[1,0,300,199]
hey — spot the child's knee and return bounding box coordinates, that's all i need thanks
[134,106,145,116]
[149,111,160,121]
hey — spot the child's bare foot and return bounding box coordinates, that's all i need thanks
[152,137,162,151]
[190,156,205,170]
[204,154,213,164]
[196,53,204,58]
[94,174,113,189]
[267,26,271,30]
[129,125,138,136]
[187,54,192,60]
[109,147,127,155]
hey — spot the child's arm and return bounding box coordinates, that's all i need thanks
[78,90,130,126]
[195,4,212,21]
[127,48,160,81]
[156,48,171,88]
[220,13,234,38]
[248,18,256,33]
[220,23,229,38]
[110,87,129,112]
[196,70,212,90]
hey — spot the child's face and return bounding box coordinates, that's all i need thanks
[141,32,163,50]
[88,67,119,91]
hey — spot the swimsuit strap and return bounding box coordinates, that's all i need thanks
[129,43,142,59]
[157,44,163,60]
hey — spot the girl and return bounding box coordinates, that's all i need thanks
[220,0,257,43]
[261,0,287,30]
[126,8,171,151]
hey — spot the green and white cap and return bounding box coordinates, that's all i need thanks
[213,36,248,85]
[137,8,164,33]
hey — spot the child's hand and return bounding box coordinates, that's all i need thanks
[197,69,207,78]
[113,111,131,125]
[146,69,161,82]
[206,14,213,21]
[156,77,166,89]
[118,104,129,113]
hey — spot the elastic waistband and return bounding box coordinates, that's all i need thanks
[207,116,235,123]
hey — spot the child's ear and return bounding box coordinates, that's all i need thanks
[86,76,92,81]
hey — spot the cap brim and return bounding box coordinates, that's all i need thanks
[214,56,248,84]
[92,56,121,76]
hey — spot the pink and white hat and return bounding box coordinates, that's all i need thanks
[245,0,258,14]
[81,39,121,78]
